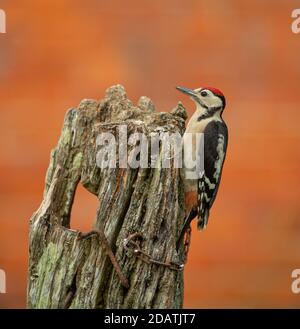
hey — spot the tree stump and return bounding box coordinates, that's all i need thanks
[27,85,188,309]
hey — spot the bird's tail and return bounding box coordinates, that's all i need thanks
[197,208,209,230]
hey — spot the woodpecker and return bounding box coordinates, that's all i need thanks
[176,85,228,246]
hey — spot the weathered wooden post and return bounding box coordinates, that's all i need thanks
[27,85,188,309]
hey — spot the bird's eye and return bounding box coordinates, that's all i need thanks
[200,90,208,97]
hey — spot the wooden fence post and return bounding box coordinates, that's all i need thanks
[27,85,188,309]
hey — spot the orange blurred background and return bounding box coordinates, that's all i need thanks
[1,0,300,308]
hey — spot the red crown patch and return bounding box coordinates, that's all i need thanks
[202,86,224,98]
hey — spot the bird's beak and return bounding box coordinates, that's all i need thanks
[176,86,197,97]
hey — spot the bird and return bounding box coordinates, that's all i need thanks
[176,86,228,248]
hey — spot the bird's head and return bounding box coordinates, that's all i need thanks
[176,86,226,113]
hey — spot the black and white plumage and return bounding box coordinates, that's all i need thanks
[197,119,228,229]
[176,85,228,247]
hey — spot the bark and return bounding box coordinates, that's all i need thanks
[27,85,188,309]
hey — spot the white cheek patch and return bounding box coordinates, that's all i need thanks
[213,134,225,181]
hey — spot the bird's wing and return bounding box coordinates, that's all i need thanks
[197,120,228,229]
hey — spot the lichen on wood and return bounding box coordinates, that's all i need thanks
[27,85,188,309]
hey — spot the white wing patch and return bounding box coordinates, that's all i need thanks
[198,175,205,209]
[213,134,225,182]
[204,176,216,190]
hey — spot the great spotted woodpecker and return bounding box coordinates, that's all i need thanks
[176,86,228,246]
